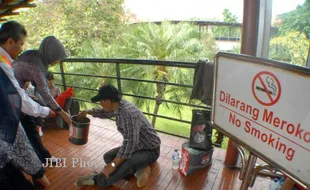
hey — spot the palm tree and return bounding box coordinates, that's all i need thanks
[117,21,217,127]
[69,21,217,128]
[58,41,121,108]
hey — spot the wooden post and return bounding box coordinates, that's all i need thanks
[224,0,260,167]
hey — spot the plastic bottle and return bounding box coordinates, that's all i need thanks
[262,177,271,189]
[269,178,281,190]
[278,177,286,186]
[172,149,180,169]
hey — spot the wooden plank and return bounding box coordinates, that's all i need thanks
[36,116,272,189]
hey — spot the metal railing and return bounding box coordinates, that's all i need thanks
[56,58,211,139]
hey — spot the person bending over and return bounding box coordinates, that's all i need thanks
[13,36,71,163]
[75,84,161,188]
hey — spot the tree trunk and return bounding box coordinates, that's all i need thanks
[151,102,160,127]
[152,67,169,128]
[306,40,310,67]
[151,82,166,127]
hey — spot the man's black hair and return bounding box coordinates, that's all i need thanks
[0,21,27,44]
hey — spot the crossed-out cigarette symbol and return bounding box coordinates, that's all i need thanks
[256,76,277,96]
[255,86,276,95]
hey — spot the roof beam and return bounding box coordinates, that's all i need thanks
[0,0,37,21]
[0,0,12,9]
[3,3,36,10]
[0,11,19,17]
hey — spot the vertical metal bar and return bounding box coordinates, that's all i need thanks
[249,164,277,187]
[234,144,247,180]
[115,63,122,92]
[240,153,257,190]
[59,61,67,90]
[256,0,272,58]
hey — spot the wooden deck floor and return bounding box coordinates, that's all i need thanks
[39,115,271,190]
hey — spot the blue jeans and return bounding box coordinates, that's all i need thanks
[94,146,160,188]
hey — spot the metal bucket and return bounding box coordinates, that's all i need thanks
[69,116,90,145]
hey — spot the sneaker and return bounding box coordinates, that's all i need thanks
[51,156,62,163]
[135,165,151,188]
[74,172,97,187]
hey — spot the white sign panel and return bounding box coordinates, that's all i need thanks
[212,53,310,187]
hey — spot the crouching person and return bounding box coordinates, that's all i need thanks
[75,84,161,188]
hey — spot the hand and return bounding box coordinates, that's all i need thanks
[48,108,56,118]
[59,110,72,126]
[77,110,88,120]
[33,174,50,188]
[101,163,116,177]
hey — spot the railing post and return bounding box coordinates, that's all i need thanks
[240,153,257,190]
[59,61,67,90]
[115,63,122,92]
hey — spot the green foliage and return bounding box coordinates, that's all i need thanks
[269,32,308,66]
[222,8,238,22]
[11,0,125,56]
[109,21,216,121]
[76,21,217,125]
[277,1,310,36]
[60,0,125,55]
[268,1,305,64]
[211,9,241,39]
[269,1,310,66]
[119,21,217,61]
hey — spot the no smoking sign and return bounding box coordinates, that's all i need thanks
[252,71,281,106]
[213,53,310,188]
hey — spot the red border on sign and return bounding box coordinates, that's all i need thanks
[251,71,281,106]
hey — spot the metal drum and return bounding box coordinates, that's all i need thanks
[69,116,90,145]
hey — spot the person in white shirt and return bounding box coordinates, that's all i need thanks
[0,26,51,119]
[0,21,52,189]
[23,81,45,137]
